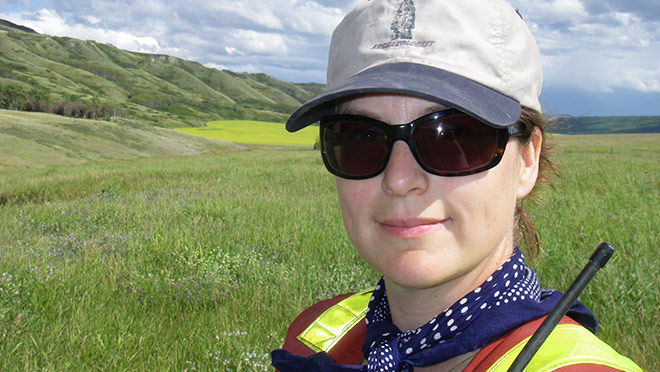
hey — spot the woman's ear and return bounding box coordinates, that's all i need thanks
[517,128,543,200]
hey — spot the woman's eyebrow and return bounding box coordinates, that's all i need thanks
[336,107,381,118]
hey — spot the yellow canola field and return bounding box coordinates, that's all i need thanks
[174,120,318,146]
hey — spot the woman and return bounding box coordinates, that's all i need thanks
[271,0,643,371]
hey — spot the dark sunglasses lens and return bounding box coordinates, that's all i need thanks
[322,120,388,177]
[413,115,499,174]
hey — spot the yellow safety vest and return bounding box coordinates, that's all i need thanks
[297,290,643,372]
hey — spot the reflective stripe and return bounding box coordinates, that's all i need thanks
[297,291,643,372]
[297,289,373,353]
[486,324,643,372]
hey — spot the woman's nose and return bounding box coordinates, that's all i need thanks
[381,141,429,196]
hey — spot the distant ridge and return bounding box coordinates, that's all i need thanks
[552,115,660,134]
[0,19,38,34]
[0,19,322,128]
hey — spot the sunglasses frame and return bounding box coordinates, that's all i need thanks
[320,109,523,179]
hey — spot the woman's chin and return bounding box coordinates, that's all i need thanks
[381,257,457,290]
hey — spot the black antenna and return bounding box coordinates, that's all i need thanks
[507,242,614,372]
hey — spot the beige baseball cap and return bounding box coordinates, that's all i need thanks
[286,0,543,132]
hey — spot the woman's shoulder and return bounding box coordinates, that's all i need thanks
[281,291,356,356]
[281,290,371,365]
[278,291,643,372]
[465,316,643,372]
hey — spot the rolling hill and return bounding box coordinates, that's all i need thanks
[0,18,658,134]
[552,115,660,134]
[0,19,323,128]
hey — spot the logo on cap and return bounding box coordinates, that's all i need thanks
[372,0,434,50]
[391,0,415,40]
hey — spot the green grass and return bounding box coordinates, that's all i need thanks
[528,134,659,367]
[174,120,318,146]
[0,133,657,371]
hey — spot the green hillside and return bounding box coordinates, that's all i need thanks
[0,20,323,128]
[553,115,660,134]
[0,109,241,172]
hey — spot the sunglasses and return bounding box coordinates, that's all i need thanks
[320,109,522,179]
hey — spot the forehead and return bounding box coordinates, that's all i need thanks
[337,94,449,123]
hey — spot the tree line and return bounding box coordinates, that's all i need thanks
[0,83,118,120]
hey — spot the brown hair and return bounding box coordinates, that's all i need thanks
[514,107,557,265]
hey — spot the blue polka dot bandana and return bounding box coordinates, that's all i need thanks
[362,248,542,371]
[271,247,597,372]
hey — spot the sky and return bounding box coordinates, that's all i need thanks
[1,0,659,116]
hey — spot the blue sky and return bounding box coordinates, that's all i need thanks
[1,0,659,116]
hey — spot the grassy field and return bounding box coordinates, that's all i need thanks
[173,120,318,146]
[0,127,658,370]
[0,110,242,172]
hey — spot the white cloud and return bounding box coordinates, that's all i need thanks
[201,2,284,30]
[224,63,261,74]
[532,0,588,23]
[204,62,229,71]
[3,9,164,54]
[84,15,101,25]
[230,29,288,55]
[512,0,660,94]
[284,1,345,34]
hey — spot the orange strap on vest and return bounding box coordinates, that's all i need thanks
[280,291,643,372]
[281,291,368,365]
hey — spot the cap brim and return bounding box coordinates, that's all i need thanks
[286,62,521,132]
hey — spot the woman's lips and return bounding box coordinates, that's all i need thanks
[378,218,448,239]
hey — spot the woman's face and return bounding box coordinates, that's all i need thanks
[335,94,541,295]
